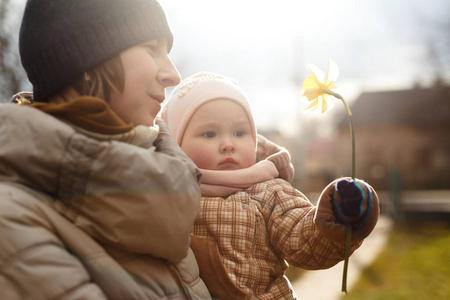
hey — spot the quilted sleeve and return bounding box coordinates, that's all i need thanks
[0,187,108,300]
[263,179,362,270]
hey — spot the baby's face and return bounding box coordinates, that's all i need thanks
[180,99,256,170]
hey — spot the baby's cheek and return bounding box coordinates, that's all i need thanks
[186,148,216,170]
[239,140,257,168]
[241,150,257,168]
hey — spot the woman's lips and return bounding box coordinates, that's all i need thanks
[150,94,165,103]
[149,95,164,111]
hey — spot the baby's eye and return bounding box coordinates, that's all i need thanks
[233,130,245,137]
[202,131,216,138]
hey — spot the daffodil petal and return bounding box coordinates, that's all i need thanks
[325,58,339,85]
[328,82,337,89]
[322,94,335,112]
[302,74,320,90]
[306,64,325,83]
[302,88,323,101]
[305,99,320,111]
[321,96,328,113]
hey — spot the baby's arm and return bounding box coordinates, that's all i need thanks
[265,179,378,270]
[265,180,348,270]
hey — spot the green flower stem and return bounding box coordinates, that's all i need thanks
[326,90,355,179]
[348,115,356,179]
[325,89,355,294]
[342,224,352,294]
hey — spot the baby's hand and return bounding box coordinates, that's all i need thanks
[331,178,373,229]
[255,134,294,183]
[314,178,379,243]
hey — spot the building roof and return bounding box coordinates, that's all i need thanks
[340,82,450,129]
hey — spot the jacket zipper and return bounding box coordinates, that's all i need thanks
[165,260,193,300]
[250,215,260,299]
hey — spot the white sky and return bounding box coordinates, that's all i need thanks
[159,0,450,135]
[11,0,450,135]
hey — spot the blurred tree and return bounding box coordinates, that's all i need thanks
[0,0,27,103]
[422,5,450,82]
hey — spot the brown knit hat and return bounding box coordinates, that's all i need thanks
[19,0,173,102]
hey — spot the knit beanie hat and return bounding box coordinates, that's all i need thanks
[162,72,257,146]
[19,0,173,102]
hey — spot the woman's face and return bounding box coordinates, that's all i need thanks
[109,38,180,126]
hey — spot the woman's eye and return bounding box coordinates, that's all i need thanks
[202,131,216,138]
[234,130,245,137]
[145,46,157,54]
[143,43,161,55]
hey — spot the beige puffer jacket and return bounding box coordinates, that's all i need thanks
[0,103,211,299]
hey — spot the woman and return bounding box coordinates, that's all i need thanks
[0,0,211,299]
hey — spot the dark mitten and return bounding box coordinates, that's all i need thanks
[315,178,379,243]
[332,178,373,229]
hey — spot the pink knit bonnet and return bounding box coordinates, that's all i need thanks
[161,72,257,146]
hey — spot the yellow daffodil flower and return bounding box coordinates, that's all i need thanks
[300,58,356,294]
[300,58,354,178]
[301,58,340,113]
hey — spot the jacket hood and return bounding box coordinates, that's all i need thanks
[0,104,74,194]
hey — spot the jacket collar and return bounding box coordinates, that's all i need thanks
[30,95,134,135]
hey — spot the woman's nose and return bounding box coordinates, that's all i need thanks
[159,55,181,88]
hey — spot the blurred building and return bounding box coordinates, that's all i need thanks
[332,81,450,191]
[260,81,450,198]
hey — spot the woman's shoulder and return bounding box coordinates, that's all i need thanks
[0,101,74,135]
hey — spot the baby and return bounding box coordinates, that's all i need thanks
[162,72,379,300]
